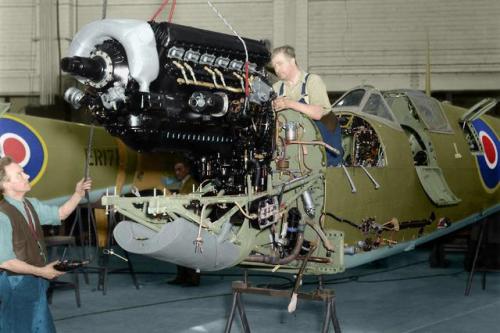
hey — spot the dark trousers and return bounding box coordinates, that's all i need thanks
[0,271,56,333]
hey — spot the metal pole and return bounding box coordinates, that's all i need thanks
[224,291,239,333]
[321,299,332,333]
[465,221,487,296]
[330,297,342,333]
[236,293,251,333]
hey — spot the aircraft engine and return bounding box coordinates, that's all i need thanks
[63,19,344,275]
[62,19,274,194]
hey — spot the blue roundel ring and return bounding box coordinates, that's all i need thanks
[0,115,48,186]
[471,119,499,191]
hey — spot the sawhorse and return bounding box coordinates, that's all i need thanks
[224,281,341,333]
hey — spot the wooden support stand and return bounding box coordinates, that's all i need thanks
[224,281,341,333]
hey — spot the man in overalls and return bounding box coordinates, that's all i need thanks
[0,156,92,332]
[271,45,343,166]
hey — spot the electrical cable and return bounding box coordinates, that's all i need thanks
[325,211,359,229]
[150,0,169,21]
[205,1,248,73]
[206,0,251,123]
[234,202,257,220]
[168,0,176,23]
[54,293,231,322]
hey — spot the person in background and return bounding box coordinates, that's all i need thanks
[167,160,201,287]
[0,155,92,333]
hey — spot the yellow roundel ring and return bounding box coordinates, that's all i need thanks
[0,115,48,187]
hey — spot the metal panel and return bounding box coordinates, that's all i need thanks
[114,218,241,271]
[415,166,461,206]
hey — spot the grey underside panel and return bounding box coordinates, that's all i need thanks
[113,219,240,271]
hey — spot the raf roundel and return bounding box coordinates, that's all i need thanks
[0,116,47,186]
[471,119,500,190]
[479,131,498,170]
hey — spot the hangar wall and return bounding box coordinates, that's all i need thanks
[306,0,500,91]
[0,0,499,98]
[0,1,38,96]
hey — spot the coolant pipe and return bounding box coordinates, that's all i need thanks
[245,225,305,265]
[247,159,260,187]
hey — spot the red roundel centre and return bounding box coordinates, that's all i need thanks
[3,137,26,164]
[481,135,496,165]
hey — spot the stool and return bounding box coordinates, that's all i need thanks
[45,235,81,307]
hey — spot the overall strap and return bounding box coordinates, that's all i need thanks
[301,73,310,96]
[298,73,310,104]
[279,73,310,100]
[279,81,285,96]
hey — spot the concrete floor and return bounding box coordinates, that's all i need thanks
[50,249,500,333]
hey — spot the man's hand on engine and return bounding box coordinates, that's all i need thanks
[272,96,290,111]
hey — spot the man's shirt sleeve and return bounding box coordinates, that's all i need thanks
[0,212,16,264]
[26,198,61,226]
[308,74,331,116]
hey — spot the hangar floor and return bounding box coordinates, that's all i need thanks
[50,248,500,333]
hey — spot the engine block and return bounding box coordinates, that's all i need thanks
[62,19,274,194]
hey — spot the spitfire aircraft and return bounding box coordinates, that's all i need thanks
[4,18,498,276]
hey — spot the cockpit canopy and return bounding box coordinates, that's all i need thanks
[332,86,398,128]
[384,90,453,133]
[332,86,453,134]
